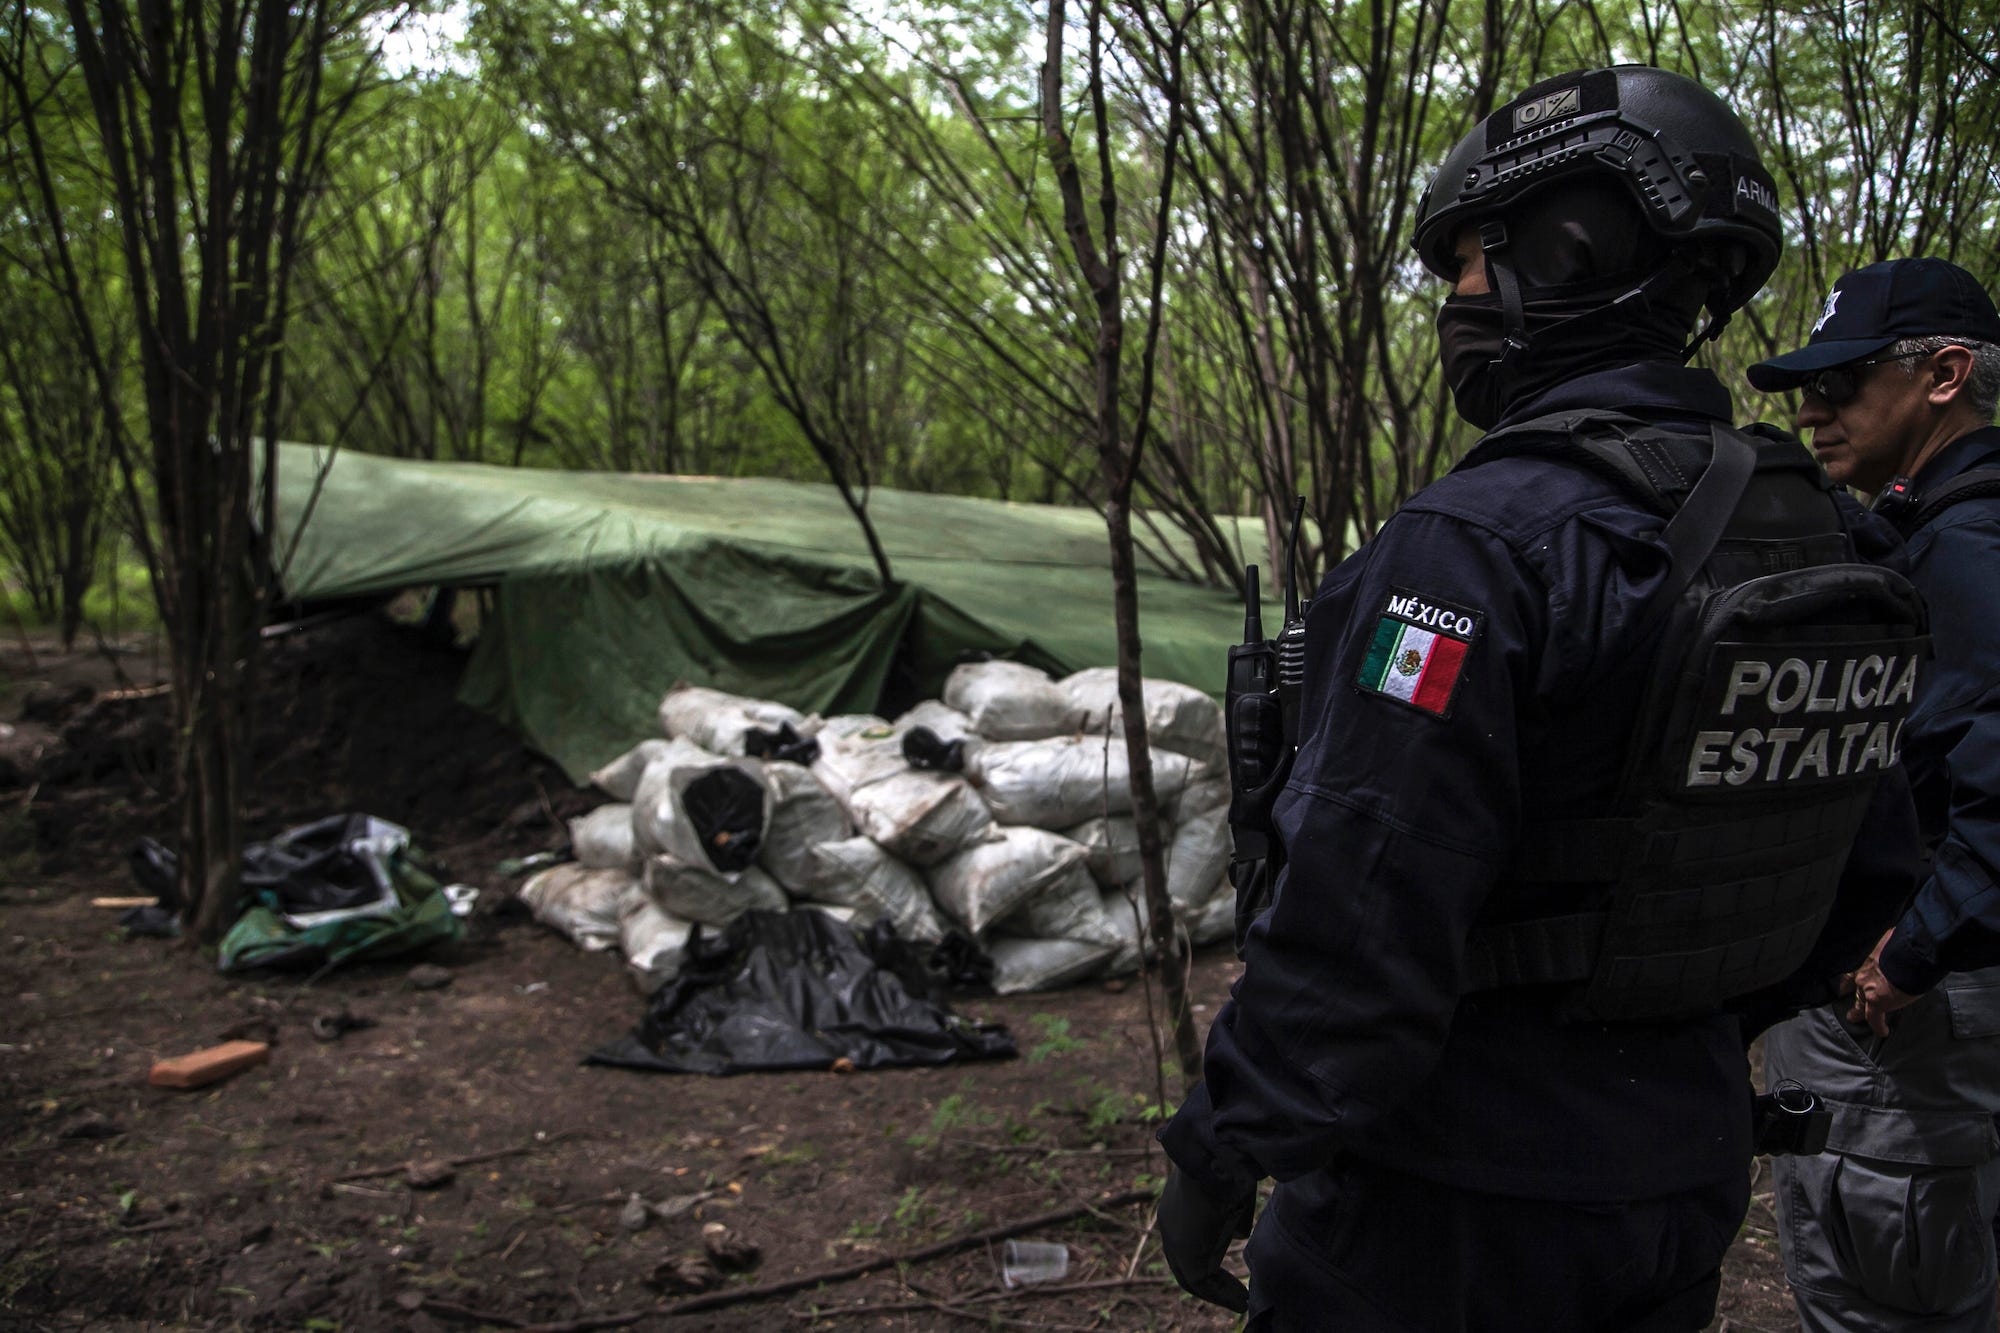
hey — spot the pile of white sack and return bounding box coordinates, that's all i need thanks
[517,662,1237,995]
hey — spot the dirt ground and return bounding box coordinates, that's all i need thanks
[0,613,1797,1331]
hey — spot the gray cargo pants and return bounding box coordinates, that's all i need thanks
[1766,973,2000,1333]
[1775,1149,2000,1331]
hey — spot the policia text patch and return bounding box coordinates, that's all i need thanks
[1357,588,1483,718]
[1683,639,1919,790]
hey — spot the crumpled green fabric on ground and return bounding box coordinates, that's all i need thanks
[216,851,462,973]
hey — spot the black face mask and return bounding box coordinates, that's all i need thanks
[1435,293,1512,429]
[1435,276,1700,429]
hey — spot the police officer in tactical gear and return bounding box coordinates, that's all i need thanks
[1751,257,2000,1333]
[1156,65,1924,1330]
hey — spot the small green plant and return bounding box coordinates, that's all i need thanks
[928,1093,994,1134]
[1026,1014,1087,1062]
[1083,1090,1122,1133]
[891,1185,935,1232]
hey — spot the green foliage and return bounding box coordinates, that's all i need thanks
[927,1092,995,1135]
[9,0,1996,605]
[1025,1014,1088,1062]
[1083,1088,1163,1134]
[890,1184,933,1231]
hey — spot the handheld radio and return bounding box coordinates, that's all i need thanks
[1224,497,1310,955]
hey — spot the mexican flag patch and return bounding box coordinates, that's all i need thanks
[1356,588,1482,719]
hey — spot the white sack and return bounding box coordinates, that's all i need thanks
[812,729,911,802]
[621,898,694,993]
[657,684,818,756]
[758,761,853,892]
[892,700,974,742]
[994,863,1123,951]
[1187,878,1238,948]
[569,803,639,872]
[1167,777,1231,824]
[799,836,947,944]
[792,901,860,926]
[518,864,644,952]
[589,739,674,801]
[1167,805,1233,910]
[1099,886,1154,977]
[632,743,772,876]
[643,852,788,928]
[854,773,992,866]
[987,936,1115,994]
[1060,667,1227,767]
[967,734,1206,829]
[1064,815,1145,888]
[814,731,992,867]
[927,827,1087,936]
[819,713,891,740]
[943,661,1080,741]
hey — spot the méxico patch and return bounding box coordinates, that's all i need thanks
[1356,587,1482,718]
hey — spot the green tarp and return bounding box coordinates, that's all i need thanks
[269,444,1254,781]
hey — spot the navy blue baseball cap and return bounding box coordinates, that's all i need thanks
[1747,257,2000,391]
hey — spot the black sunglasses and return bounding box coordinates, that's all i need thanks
[1799,350,1931,406]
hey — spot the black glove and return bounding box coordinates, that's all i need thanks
[1158,1163,1254,1312]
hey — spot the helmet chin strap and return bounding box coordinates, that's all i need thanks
[1477,225,1710,373]
[1479,220,1531,371]
[1680,264,1736,362]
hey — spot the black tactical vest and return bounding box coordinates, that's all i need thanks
[1458,411,1930,1023]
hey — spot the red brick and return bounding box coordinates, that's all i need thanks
[148,1040,271,1089]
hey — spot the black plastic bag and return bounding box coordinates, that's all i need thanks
[900,726,966,773]
[744,722,821,766]
[240,813,399,915]
[589,911,1016,1075]
[127,837,183,910]
[680,768,767,872]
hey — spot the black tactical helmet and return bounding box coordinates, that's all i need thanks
[1412,65,1782,319]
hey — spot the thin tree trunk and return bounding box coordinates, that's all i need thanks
[1042,0,1203,1084]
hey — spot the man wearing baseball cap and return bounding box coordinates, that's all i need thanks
[1753,256,2000,1332]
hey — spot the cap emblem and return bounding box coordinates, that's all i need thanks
[1812,287,1841,334]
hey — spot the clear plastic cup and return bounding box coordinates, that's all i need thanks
[1000,1238,1070,1288]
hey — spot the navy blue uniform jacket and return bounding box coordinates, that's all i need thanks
[1161,363,1919,1214]
[1879,425,2000,994]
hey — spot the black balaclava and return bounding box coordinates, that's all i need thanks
[1436,179,1710,428]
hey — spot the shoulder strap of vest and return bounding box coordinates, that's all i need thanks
[1464,410,1673,511]
[1472,411,1760,606]
[1908,465,2000,531]
[1656,424,1758,605]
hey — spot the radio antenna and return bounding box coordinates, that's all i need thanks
[1282,495,1307,622]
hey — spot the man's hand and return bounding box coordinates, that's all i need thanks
[1157,1163,1254,1313]
[1843,928,1920,1036]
